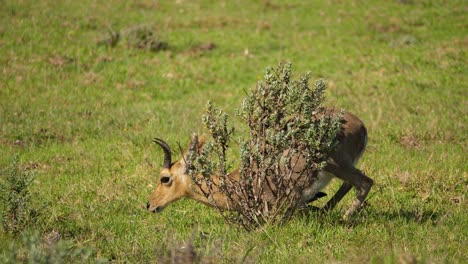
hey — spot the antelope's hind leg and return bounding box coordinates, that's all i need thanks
[323,182,352,212]
[324,163,373,219]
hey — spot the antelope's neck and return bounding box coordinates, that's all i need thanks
[187,173,233,210]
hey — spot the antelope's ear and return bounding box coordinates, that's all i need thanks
[198,134,207,149]
[190,133,207,151]
[182,133,205,158]
[179,134,208,172]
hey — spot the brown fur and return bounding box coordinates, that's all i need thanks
[147,111,373,219]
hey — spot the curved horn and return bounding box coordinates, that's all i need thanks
[153,138,172,168]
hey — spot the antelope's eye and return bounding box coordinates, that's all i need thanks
[160,176,171,184]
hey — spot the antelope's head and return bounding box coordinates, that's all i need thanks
[146,135,206,213]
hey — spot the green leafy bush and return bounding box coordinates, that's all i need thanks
[0,157,38,234]
[187,63,343,230]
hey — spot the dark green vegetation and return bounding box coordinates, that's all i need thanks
[1,0,466,263]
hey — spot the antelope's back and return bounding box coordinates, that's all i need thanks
[332,111,368,165]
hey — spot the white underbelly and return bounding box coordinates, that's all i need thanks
[300,171,334,203]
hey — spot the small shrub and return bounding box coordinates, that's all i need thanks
[0,158,102,263]
[0,231,100,264]
[125,25,169,52]
[187,62,343,230]
[157,234,257,264]
[0,157,38,234]
[158,239,199,264]
[97,25,169,52]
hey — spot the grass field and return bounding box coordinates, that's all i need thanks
[1,0,466,263]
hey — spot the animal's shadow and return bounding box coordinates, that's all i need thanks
[299,205,446,227]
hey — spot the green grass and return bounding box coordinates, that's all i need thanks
[1,0,466,262]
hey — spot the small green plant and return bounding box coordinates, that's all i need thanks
[97,25,169,52]
[0,157,38,234]
[156,233,257,264]
[187,63,343,230]
[0,231,100,264]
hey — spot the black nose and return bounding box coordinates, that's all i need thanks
[146,202,162,213]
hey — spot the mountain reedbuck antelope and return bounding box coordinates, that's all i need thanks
[146,110,373,220]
